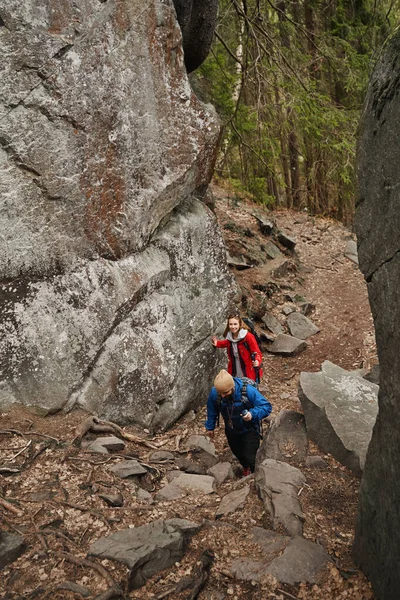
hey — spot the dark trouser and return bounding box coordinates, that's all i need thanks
[225,428,260,472]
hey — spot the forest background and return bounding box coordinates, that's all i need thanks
[191,0,400,224]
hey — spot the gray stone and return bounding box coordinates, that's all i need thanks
[156,482,187,501]
[89,518,200,589]
[176,457,206,475]
[363,364,379,386]
[255,459,306,537]
[256,410,308,467]
[149,451,175,462]
[344,240,359,264]
[92,436,125,452]
[266,334,307,356]
[282,304,296,315]
[272,260,295,279]
[207,462,234,486]
[287,312,320,340]
[262,312,284,336]
[354,31,400,598]
[171,473,216,495]
[108,460,148,478]
[305,456,328,469]
[298,361,378,475]
[277,231,296,251]
[184,435,216,456]
[264,241,282,259]
[251,527,290,560]
[298,301,315,316]
[266,537,331,584]
[226,252,253,270]
[135,486,154,504]
[230,557,268,582]
[98,492,124,507]
[183,435,218,469]
[254,215,275,236]
[0,531,25,569]
[0,0,236,431]
[215,484,250,519]
[173,0,219,73]
[85,441,109,455]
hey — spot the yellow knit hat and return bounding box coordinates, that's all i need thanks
[214,369,234,394]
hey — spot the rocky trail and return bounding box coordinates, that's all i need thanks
[0,184,378,600]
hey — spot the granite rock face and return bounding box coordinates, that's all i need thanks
[299,361,378,476]
[172,0,219,73]
[354,29,400,600]
[0,0,235,429]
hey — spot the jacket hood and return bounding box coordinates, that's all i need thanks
[226,328,248,342]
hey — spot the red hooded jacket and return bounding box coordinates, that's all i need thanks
[215,330,263,382]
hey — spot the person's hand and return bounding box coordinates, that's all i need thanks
[206,430,215,439]
[252,359,259,367]
[243,412,252,422]
[211,336,218,347]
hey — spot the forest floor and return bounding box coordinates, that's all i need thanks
[0,182,377,600]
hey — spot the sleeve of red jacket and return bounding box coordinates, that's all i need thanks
[215,339,230,348]
[245,332,262,364]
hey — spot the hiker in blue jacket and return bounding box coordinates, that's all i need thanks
[205,369,272,475]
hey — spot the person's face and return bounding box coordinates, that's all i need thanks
[228,318,240,335]
[220,387,234,398]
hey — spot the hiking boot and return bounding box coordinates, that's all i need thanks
[242,467,251,477]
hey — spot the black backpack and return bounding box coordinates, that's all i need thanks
[242,317,262,350]
[215,378,263,437]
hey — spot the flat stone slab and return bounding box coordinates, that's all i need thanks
[266,537,331,584]
[257,410,308,467]
[215,484,250,519]
[207,462,234,486]
[255,459,306,537]
[287,312,320,340]
[277,230,296,251]
[299,360,379,475]
[172,473,216,495]
[262,312,284,335]
[176,457,206,475]
[156,482,187,501]
[108,460,148,478]
[183,435,218,469]
[251,527,290,560]
[265,241,282,259]
[149,451,175,462]
[91,436,126,452]
[266,334,307,356]
[0,531,25,569]
[89,518,200,589]
[344,239,358,264]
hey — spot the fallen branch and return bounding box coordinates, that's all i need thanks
[277,589,297,600]
[0,496,24,517]
[54,551,118,589]
[6,439,32,461]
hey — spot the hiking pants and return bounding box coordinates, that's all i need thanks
[225,428,260,472]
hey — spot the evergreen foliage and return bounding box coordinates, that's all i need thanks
[191,0,400,223]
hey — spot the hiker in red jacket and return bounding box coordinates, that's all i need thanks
[212,314,262,384]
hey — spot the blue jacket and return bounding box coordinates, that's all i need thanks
[205,377,272,434]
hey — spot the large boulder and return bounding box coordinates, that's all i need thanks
[0,0,236,430]
[172,0,219,73]
[299,361,378,476]
[354,29,400,599]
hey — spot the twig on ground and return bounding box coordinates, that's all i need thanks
[6,439,32,461]
[277,589,297,600]
[54,551,118,589]
[0,496,24,517]
[0,429,27,439]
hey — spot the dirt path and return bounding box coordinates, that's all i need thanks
[0,186,377,599]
